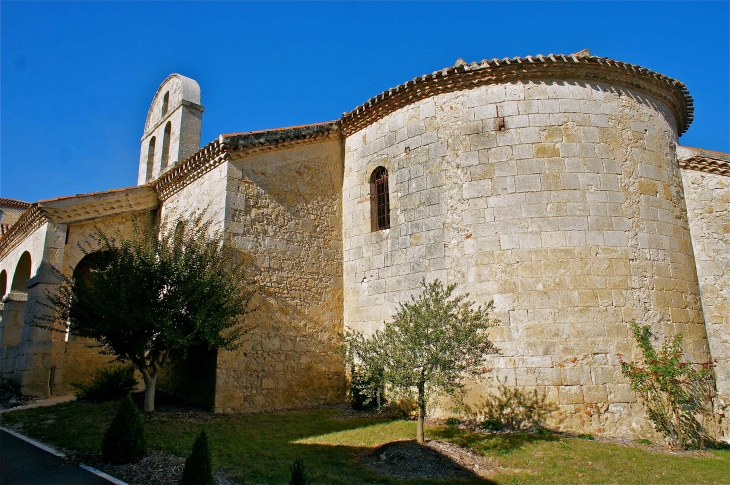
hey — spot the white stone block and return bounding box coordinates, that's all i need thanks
[515,174,542,192]
[538,99,560,113]
[420,102,436,119]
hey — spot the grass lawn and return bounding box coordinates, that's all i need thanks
[1,399,729,485]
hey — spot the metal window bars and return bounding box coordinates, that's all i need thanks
[374,169,390,230]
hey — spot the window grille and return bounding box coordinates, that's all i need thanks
[372,167,390,230]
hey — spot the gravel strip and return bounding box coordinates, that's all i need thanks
[67,451,239,485]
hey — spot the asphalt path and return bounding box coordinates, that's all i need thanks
[0,429,114,484]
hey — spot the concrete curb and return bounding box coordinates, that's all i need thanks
[80,464,131,485]
[0,426,130,485]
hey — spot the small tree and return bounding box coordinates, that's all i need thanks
[102,394,147,464]
[618,322,716,449]
[344,279,498,444]
[180,431,214,485]
[37,212,256,412]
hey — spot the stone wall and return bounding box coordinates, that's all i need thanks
[342,80,710,437]
[0,222,50,390]
[214,140,345,413]
[682,169,730,405]
[157,161,228,405]
[160,162,228,228]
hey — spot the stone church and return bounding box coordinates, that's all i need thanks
[1,50,728,437]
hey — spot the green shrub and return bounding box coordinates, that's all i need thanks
[101,394,147,464]
[350,366,386,411]
[480,419,505,431]
[180,431,214,485]
[619,322,718,450]
[0,376,28,408]
[72,365,137,402]
[289,458,307,485]
[445,417,461,427]
[388,397,418,420]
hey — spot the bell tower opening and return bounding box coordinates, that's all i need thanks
[138,74,204,185]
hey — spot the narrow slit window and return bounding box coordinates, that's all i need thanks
[161,92,169,117]
[371,167,390,231]
[161,122,171,171]
[146,137,156,182]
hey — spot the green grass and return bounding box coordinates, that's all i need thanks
[2,399,730,485]
[430,427,730,485]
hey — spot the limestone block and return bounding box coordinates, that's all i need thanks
[582,385,608,403]
[559,386,584,404]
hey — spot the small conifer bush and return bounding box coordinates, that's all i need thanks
[180,431,214,485]
[101,394,147,464]
[289,458,308,485]
[72,365,137,402]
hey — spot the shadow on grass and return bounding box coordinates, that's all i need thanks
[148,407,502,484]
[2,398,501,484]
[431,426,560,456]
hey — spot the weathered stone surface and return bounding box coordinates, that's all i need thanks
[138,74,203,184]
[1,59,727,440]
[212,141,345,413]
[681,168,730,408]
[342,80,711,437]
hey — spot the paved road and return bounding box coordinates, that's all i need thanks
[0,429,114,484]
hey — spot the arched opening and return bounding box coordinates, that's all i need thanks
[161,122,172,171]
[370,167,391,231]
[0,270,7,300]
[146,137,156,182]
[11,252,31,293]
[161,91,169,117]
[68,252,110,342]
[2,252,32,346]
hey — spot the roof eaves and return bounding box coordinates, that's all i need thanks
[154,121,341,201]
[340,52,694,137]
[0,198,31,209]
[677,146,730,177]
[0,186,160,260]
[0,204,45,261]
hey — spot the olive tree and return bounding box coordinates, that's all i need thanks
[344,279,498,444]
[37,213,256,412]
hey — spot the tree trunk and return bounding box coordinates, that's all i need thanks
[417,380,426,445]
[141,369,157,413]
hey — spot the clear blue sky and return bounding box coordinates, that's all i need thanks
[2,1,728,203]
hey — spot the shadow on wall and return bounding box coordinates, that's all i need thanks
[157,345,218,410]
[456,381,559,432]
[214,285,345,413]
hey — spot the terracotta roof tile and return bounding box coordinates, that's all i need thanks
[340,50,693,137]
[0,198,31,209]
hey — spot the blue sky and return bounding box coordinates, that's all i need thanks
[2,1,728,203]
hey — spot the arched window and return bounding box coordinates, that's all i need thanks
[146,137,156,182]
[161,122,172,171]
[370,167,391,231]
[0,270,7,300]
[161,91,169,117]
